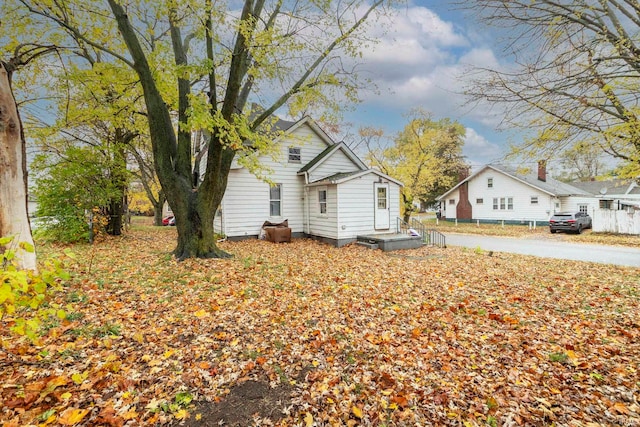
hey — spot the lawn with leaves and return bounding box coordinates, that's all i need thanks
[1,225,639,426]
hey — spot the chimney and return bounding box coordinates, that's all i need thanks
[458,166,470,183]
[537,160,547,182]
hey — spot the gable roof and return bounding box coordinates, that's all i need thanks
[437,163,592,200]
[298,141,367,176]
[571,179,638,196]
[275,116,335,148]
[306,169,403,187]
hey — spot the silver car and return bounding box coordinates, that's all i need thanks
[549,212,592,234]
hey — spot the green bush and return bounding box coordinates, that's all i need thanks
[31,146,124,243]
[0,237,71,342]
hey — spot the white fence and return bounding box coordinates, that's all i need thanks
[593,209,640,235]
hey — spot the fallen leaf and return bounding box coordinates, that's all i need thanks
[58,408,89,425]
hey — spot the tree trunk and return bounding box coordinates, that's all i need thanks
[106,143,128,235]
[153,203,164,226]
[106,197,123,235]
[167,140,233,260]
[401,192,414,224]
[0,62,36,270]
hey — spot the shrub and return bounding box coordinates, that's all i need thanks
[0,237,71,342]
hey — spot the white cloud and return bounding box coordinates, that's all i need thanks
[463,127,504,165]
[355,6,478,115]
[335,3,523,164]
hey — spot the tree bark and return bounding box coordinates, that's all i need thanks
[108,0,231,258]
[0,62,36,270]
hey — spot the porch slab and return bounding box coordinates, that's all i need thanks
[356,233,423,252]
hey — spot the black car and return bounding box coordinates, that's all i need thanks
[549,212,592,234]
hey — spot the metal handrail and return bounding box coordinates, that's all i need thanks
[396,217,447,248]
[416,218,446,247]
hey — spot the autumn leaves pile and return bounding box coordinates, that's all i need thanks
[1,227,639,426]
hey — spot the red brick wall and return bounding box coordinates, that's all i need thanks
[456,181,473,220]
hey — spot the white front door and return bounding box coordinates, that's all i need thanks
[374,183,390,230]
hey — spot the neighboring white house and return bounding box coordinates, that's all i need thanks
[165,116,403,246]
[436,163,595,223]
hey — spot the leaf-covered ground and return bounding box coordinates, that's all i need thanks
[2,225,639,426]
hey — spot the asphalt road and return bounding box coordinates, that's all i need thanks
[444,233,640,267]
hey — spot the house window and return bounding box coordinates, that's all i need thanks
[318,187,327,214]
[449,199,455,205]
[476,198,483,204]
[494,197,513,210]
[270,184,282,216]
[600,200,612,209]
[579,204,588,214]
[531,196,538,205]
[288,147,301,163]
[378,187,388,209]
[487,178,493,188]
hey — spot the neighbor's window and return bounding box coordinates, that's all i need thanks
[378,187,388,209]
[449,199,455,205]
[288,147,301,163]
[600,200,612,209]
[507,197,513,210]
[493,198,498,210]
[531,196,538,205]
[579,204,588,214]
[318,187,327,214]
[476,198,483,204]
[487,178,493,188]
[270,184,282,216]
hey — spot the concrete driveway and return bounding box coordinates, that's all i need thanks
[444,233,640,267]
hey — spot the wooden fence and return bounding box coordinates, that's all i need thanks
[592,209,640,235]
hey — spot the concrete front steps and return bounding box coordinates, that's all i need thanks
[356,233,423,252]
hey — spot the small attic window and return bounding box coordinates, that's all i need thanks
[288,147,301,163]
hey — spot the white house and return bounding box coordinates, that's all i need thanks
[198,116,402,246]
[436,163,594,223]
[571,179,640,211]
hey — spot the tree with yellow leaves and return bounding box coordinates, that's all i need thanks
[365,110,467,222]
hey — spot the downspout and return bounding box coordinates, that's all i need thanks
[304,172,310,235]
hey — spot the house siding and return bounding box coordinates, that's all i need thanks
[336,174,400,240]
[217,124,330,237]
[309,149,360,182]
[559,197,597,215]
[308,185,338,239]
[445,168,557,222]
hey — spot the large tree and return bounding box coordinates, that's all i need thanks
[15,0,391,259]
[365,110,467,222]
[0,45,56,270]
[464,1,640,176]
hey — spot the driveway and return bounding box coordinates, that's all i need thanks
[444,233,640,267]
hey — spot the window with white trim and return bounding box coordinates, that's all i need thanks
[487,178,493,188]
[270,184,282,216]
[288,147,301,163]
[476,198,483,204]
[531,196,539,205]
[449,199,455,205]
[318,187,327,214]
[493,197,514,210]
[579,204,588,214]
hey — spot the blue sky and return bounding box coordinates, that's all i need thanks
[341,0,521,169]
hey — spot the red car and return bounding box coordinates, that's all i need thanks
[162,215,174,226]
